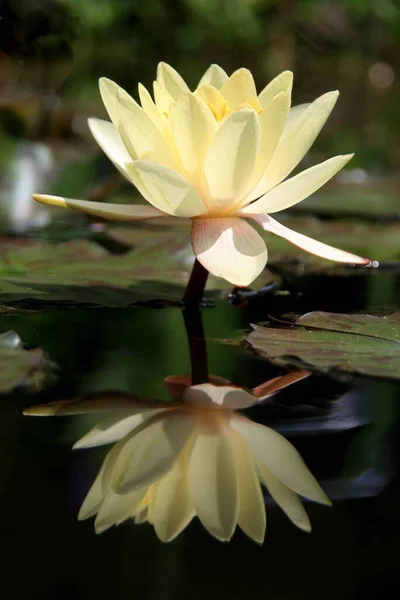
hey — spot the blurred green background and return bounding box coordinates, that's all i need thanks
[1,0,399,170]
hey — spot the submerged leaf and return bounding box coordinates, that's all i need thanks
[246,312,400,380]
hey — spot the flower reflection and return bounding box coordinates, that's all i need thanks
[25,371,330,544]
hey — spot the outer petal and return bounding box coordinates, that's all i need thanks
[188,424,238,541]
[230,415,331,505]
[203,108,259,211]
[95,488,147,534]
[127,160,207,217]
[33,194,167,221]
[251,214,370,264]
[257,463,311,532]
[198,64,228,89]
[233,429,266,544]
[109,410,195,494]
[258,71,293,108]
[164,374,231,401]
[73,409,163,449]
[219,68,257,106]
[152,452,195,542]
[78,451,113,520]
[117,94,175,167]
[191,217,268,286]
[242,154,354,214]
[251,371,310,400]
[258,91,339,194]
[88,118,133,181]
[171,93,217,187]
[153,80,175,115]
[183,383,257,410]
[138,83,169,134]
[157,62,190,100]
[243,90,291,205]
[99,77,137,132]
[284,103,310,129]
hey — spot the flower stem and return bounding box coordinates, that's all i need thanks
[182,259,209,305]
[182,307,209,385]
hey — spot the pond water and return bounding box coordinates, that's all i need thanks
[0,267,399,600]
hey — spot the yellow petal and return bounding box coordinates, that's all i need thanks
[260,91,339,192]
[220,68,257,107]
[188,424,238,541]
[126,160,207,217]
[138,83,169,134]
[99,77,138,130]
[157,62,190,100]
[78,452,113,520]
[232,428,266,544]
[242,154,354,214]
[284,103,310,129]
[230,415,331,505]
[95,488,147,534]
[33,194,167,221]
[194,85,227,121]
[251,214,370,264]
[110,411,195,494]
[183,383,257,410]
[204,108,259,211]
[198,64,228,89]
[88,118,133,180]
[258,71,293,108]
[191,217,268,286]
[73,410,162,449]
[258,463,311,532]
[171,93,217,187]
[153,80,175,115]
[243,90,291,205]
[152,452,195,542]
[116,93,176,167]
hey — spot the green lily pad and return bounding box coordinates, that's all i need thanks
[0,231,245,307]
[292,182,400,221]
[0,330,53,393]
[246,312,400,380]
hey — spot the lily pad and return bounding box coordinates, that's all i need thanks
[0,330,53,393]
[0,232,242,307]
[246,312,400,381]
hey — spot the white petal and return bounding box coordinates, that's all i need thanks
[188,424,238,541]
[164,374,231,401]
[171,93,217,187]
[95,488,147,534]
[258,463,311,532]
[244,90,291,204]
[203,108,259,211]
[157,62,190,100]
[219,68,257,106]
[183,383,257,410]
[198,64,228,89]
[230,415,331,505]
[233,429,266,544]
[152,452,195,542]
[260,91,339,193]
[251,214,370,264]
[127,160,207,217]
[110,410,195,494]
[242,154,354,214]
[138,83,169,134]
[191,217,268,286]
[73,409,162,449]
[258,71,293,108]
[33,194,167,221]
[88,118,133,181]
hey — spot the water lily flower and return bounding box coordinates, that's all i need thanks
[25,371,329,543]
[33,63,369,286]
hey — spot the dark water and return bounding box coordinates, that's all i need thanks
[0,271,399,600]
